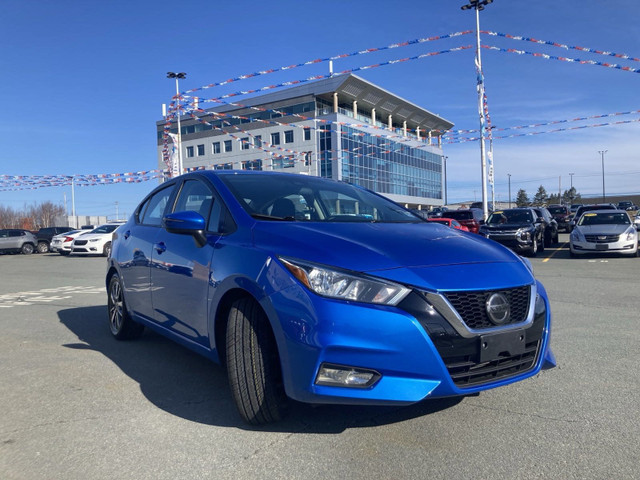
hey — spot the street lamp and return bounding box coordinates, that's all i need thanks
[569,172,574,204]
[598,150,607,203]
[167,72,187,176]
[507,173,511,208]
[461,0,493,221]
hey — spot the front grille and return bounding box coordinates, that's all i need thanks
[73,240,88,246]
[444,286,530,329]
[584,234,619,243]
[444,340,540,387]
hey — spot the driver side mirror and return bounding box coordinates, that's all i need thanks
[163,211,208,247]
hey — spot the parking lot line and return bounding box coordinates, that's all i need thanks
[542,241,570,262]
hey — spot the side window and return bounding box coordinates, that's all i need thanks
[173,179,213,220]
[139,185,174,226]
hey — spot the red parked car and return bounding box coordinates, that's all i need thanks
[441,209,484,234]
[428,217,470,232]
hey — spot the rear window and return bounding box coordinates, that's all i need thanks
[547,207,567,214]
[446,211,473,220]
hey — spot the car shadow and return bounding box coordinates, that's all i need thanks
[58,305,463,433]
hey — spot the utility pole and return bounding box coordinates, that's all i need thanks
[598,150,607,203]
[507,173,511,208]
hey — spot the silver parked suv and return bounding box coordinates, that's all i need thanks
[0,229,38,255]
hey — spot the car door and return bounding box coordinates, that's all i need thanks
[118,182,177,322]
[150,178,223,346]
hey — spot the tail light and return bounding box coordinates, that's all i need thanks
[63,236,74,243]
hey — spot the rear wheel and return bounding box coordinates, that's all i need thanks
[108,274,144,340]
[226,297,288,425]
[21,243,34,255]
[37,242,49,253]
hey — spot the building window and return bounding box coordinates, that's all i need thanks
[224,140,232,152]
[304,128,311,141]
[214,163,233,170]
[254,135,262,148]
[271,132,280,145]
[186,146,194,158]
[243,160,263,171]
[212,142,221,154]
[284,130,294,143]
[241,137,250,150]
[197,144,205,156]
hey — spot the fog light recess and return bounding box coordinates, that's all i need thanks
[315,363,380,388]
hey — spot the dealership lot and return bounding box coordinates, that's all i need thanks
[1,236,638,480]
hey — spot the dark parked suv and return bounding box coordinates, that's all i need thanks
[0,229,38,255]
[36,226,72,253]
[478,207,547,256]
[547,205,571,232]
[444,208,485,233]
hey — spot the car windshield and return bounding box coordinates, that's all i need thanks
[219,173,419,223]
[91,224,121,234]
[486,210,533,224]
[578,212,630,226]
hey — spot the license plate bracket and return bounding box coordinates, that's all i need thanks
[479,329,526,362]
[595,244,608,250]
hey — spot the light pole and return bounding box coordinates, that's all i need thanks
[507,173,511,208]
[167,72,187,176]
[598,150,607,203]
[461,0,493,221]
[569,172,574,204]
[443,155,448,206]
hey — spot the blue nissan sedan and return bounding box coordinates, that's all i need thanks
[107,171,556,424]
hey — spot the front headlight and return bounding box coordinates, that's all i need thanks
[625,227,637,241]
[515,227,532,242]
[89,238,100,243]
[571,229,585,242]
[279,257,410,306]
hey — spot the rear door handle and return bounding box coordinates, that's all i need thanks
[154,242,166,254]
[123,230,130,240]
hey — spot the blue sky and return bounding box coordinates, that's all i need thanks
[1,0,638,218]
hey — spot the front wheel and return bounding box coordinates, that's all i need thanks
[226,298,288,425]
[21,243,34,255]
[37,242,49,253]
[108,274,144,340]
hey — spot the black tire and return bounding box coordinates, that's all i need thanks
[537,233,545,252]
[226,297,288,425]
[103,242,112,257]
[570,250,577,258]
[553,232,559,244]
[21,243,34,255]
[37,242,49,254]
[108,274,144,340]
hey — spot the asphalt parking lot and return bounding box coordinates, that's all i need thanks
[1,235,639,480]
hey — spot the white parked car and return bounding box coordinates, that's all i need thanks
[635,211,640,230]
[570,210,638,257]
[50,230,87,255]
[70,223,124,257]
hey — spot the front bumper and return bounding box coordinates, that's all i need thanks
[480,232,534,253]
[268,278,554,405]
[571,238,637,255]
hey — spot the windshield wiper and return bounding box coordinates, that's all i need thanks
[250,213,296,221]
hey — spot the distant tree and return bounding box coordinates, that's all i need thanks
[562,187,581,205]
[532,185,548,206]
[0,201,65,229]
[548,193,561,205]
[515,189,529,207]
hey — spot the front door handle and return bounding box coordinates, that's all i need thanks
[154,242,167,254]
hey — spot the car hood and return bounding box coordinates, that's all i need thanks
[482,222,534,231]
[576,224,632,235]
[252,222,533,291]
